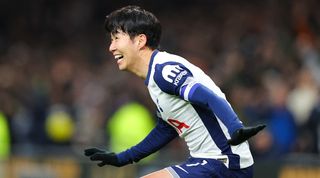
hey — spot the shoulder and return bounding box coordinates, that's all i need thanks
[153,59,193,95]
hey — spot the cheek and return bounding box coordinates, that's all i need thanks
[119,41,131,51]
[126,44,138,54]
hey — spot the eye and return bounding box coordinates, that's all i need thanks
[110,34,119,41]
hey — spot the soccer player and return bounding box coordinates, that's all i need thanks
[84,5,265,178]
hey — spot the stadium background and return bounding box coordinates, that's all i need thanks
[0,0,320,177]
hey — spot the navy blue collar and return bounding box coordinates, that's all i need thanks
[144,50,159,86]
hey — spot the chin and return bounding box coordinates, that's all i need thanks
[118,65,127,71]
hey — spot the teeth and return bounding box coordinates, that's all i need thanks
[115,55,123,60]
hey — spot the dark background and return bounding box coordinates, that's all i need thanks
[0,0,320,177]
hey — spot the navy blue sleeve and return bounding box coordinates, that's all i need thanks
[188,83,243,135]
[153,62,193,96]
[116,116,178,164]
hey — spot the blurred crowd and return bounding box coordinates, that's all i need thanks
[0,0,320,161]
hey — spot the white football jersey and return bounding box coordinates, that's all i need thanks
[144,50,254,169]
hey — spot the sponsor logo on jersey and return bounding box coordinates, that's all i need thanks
[162,65,187,86]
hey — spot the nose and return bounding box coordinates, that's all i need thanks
[108,41,116,53]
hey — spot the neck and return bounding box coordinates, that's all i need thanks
[130,48,155,79]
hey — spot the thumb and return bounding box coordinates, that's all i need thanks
[228,124,266,145]
[244,124,266,135]
[255,124,266,131]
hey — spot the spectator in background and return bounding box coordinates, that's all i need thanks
[262,73,296,157]
[107,102,157,176]
[306,95,320,154]
[107,102,155,159]
[287,68,318,153]
[0,112,10,160]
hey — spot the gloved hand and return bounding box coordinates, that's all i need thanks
[84,148,125,167]
[228,124,266,145]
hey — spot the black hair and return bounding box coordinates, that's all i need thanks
[105,5,161,50]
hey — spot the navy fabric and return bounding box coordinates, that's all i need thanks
[153,62,193,96]
[170,157,253,178]
[117,117,178,164]
[145,50,159,86]
[192,104,240,169]
[188,83,243,136]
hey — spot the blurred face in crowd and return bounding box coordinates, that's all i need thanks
[108,30,142,71]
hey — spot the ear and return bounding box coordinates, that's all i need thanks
[136,34,147,49]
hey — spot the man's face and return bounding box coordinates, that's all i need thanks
[108,31,139,71]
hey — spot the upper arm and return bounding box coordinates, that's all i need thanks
[153,61,195,98]
[153,61,211,103]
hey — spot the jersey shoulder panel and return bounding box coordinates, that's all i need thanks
[153,59,193,96]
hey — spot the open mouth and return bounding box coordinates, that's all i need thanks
[114,54,124,64]
[115,54,123,60]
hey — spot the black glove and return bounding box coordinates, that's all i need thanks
[84,148,125,167]
[228,124,266,145]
